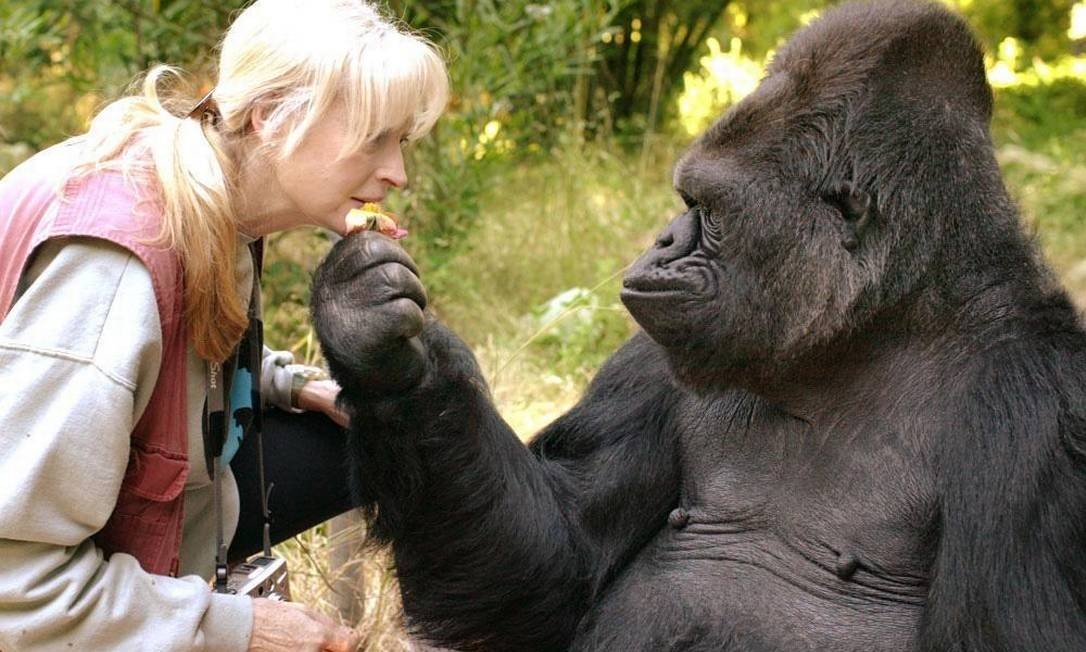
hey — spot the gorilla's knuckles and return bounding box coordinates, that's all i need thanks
[310,231,431,394]
[382,298,426,339]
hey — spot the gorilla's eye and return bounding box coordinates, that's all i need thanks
[823,187,875,252]
[700,206,723,245]
[678,190,697,210]
[823,189,871,223]
[676,189,721,247]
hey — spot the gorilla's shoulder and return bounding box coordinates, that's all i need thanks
[955,321,1086,439]
[587,331,675,396]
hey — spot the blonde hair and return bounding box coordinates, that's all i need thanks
[73,0,448,362]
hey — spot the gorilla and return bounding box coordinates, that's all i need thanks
[311,1,1086,650]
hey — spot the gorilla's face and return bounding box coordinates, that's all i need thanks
[622,61,893,387]
[620,1,995,390]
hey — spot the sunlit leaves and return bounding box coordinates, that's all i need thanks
[676,36,763,136]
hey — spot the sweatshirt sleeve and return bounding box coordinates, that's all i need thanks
[0,237,253,652]
[261,345,300,412]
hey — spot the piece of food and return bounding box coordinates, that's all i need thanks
[344,203,408,239]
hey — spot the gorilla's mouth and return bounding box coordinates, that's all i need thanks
[620,262,716,299]
[620,278,691,296]
[620,265,716,350]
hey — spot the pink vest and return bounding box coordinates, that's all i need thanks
[0,142,189,576]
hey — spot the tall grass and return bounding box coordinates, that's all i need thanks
[992,81,1086,302]
[419,143,684,414]
[423,144,683,335]
[275,523,410,652]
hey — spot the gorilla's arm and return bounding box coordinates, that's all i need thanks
[920,341,1086,651]
[335,316,681,651]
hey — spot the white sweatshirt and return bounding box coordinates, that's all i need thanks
[0,237,302,651]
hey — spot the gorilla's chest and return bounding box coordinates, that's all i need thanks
[674,395,936,562]
[576,396,936,651]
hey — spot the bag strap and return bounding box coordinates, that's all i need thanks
[205,239,271,593]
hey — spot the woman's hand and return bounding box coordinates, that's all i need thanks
[249,598,362,652]
[294,378,349,427]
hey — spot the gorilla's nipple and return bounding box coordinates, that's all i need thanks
[835,550,861,580]
[668,507,690,529]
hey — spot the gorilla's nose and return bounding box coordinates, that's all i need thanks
[647,210,701,268]
[622,210,702,294]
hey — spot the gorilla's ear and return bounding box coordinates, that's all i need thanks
[824,187,874,252]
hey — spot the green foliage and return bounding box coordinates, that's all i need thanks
[413,141,683,380]
[709,1,831,56]
[676,35,765,136]
[949,0,1079,58]
[259,229,336,361]
[394,0,736,137]
[387,0,625,265]
[992,79,1086,269]
[527,287,632,377]
[388,0,738,270]
[0,0,245,149]
[588,0,734,135]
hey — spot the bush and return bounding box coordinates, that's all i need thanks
[992,78,1086,268]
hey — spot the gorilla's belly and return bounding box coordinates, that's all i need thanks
[571,523,925,652]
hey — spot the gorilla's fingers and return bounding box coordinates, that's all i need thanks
[383,297,426,339]
[312,228,432,396]
[370,263,428,311]
[318,232,419,289]
[344,231,420,275]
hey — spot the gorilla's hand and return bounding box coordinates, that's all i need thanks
[311,231,429,396]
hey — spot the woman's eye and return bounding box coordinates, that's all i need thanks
[362,130,404,152]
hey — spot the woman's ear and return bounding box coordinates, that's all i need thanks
[249,102,272,139]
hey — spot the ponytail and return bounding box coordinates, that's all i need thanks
[74,66,247,362]
[70,0,450,362]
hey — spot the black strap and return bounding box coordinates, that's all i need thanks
[206,239,269,592]
[246,242,274,557]
[205,357,231,592]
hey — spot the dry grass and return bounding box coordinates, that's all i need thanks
[275,522,410,651]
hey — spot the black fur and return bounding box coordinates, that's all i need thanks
[312,1,1086,650]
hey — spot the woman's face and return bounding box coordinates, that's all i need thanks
[245,101,408,237]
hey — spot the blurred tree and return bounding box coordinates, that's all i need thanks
[385,0,622,262]
[380,0,737,265]
[392,0,732,138]
[390,0,618,138]
[0,0,244,149]
[588,1,732,135]
[952,0,1078,57]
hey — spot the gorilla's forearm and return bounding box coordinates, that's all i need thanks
[335,325,681,650]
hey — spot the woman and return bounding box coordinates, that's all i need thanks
[0,0,447,650]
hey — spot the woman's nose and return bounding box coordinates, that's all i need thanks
[378,148,408,189]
